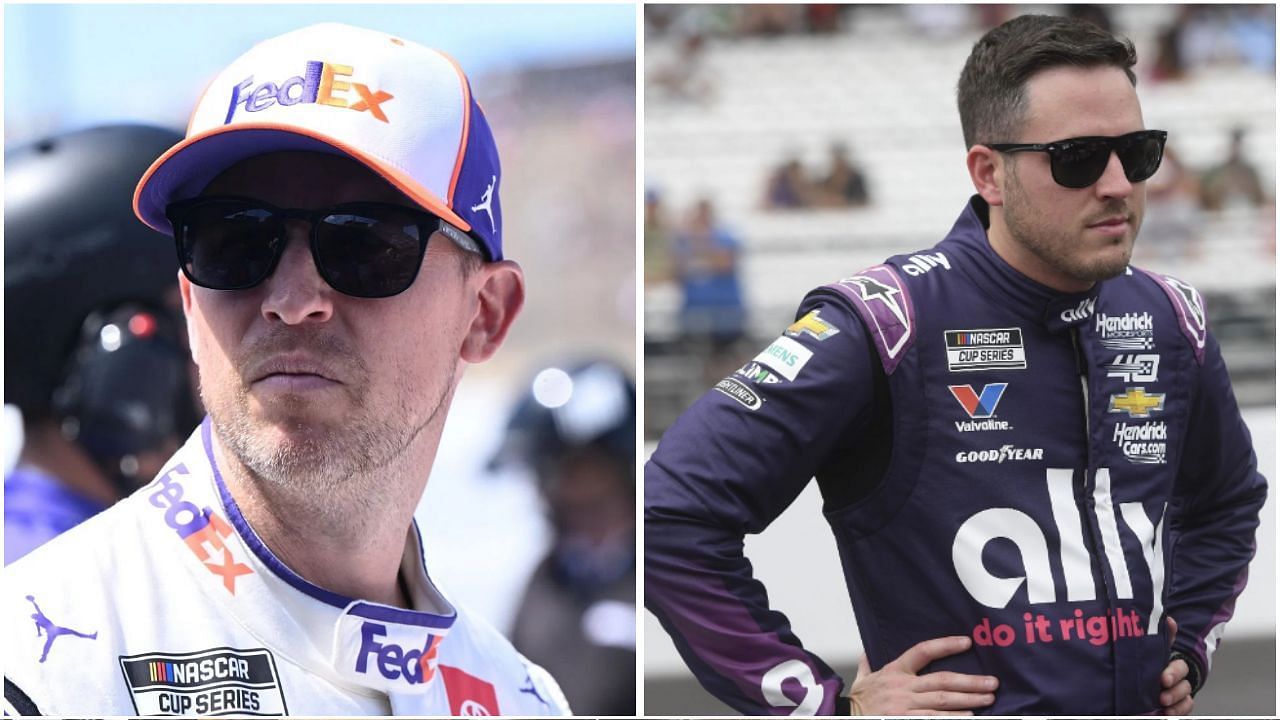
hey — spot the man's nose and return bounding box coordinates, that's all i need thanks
[1094,151,1134,200]
[259,221,334,324]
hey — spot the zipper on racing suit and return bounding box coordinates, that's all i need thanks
[1071,325,1121,712]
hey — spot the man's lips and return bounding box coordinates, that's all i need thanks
[1087,215,1131,236]
[248,354,343,390]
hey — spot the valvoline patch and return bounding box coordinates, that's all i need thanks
[949,383,1008,419]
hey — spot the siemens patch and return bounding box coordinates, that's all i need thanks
[120,647,286,716]
[944,328,1026,372]
[753,337,814,381]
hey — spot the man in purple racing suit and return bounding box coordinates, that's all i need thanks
[644,14,1267,716]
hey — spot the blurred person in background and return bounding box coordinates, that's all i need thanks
[2,23,568,716]
[1139,144,1202,262]
[4,124,201,565]
[645,188,674,285]
[646,14,1265,716]
[673,198,748,381]
[495,359,637,716]
[765,155,816,210]
[816,142,870,209]
[1200,126,1268,211]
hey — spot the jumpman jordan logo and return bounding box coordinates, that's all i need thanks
[27,595,97,663]
[519,672,549,707]
[470,175,497,234]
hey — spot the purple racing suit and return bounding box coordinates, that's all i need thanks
[645,196,1267,715]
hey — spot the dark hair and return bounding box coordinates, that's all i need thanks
[458,248,485,277]
[957,14,1138,148]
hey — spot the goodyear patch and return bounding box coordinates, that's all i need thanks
[119,647,286,716]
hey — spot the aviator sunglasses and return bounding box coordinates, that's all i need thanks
[166,196,485,298]
[987,130,1168,189]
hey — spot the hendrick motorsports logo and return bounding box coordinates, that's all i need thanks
[119,647,286,716]
[714,377,763,410]
[1113,421,1167,464]
[1096,312,1155,350]
[955,445,1044,464]
[944,328,1026,372]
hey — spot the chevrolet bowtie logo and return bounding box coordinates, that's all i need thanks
[786,310,840,341]
[1108,387,1165,418]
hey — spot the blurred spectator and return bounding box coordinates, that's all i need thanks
[805,4,844,34]
[735,5,803,36]
[1151,23,1188,83]
[816,142,870,208]
[1201,127,1268,211]
[645,188,674,285]
[648,30,714,104]
[1230,4,1277,72]
[5,125,201,565]
[1065,4,1114,34]
[764,155,815,209]
[672,199,746,348]
[1139,144,1202,262]
[905,4,973,39]
[499,360,636,716]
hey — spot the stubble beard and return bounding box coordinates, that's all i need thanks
[202,339,454,530]
[1003,163,1137,284]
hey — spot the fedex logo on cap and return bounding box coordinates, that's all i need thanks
[226,61,394,124]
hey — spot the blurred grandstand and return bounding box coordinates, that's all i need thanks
[645,3,1274,433]
[643,4,1274,716]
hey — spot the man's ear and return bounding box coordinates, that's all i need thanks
[177,271,200,365]
[967,145,1005,207]
[460,260,524,363]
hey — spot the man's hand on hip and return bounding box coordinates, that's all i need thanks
[847,636,998,716]
[1161,616,1194,715]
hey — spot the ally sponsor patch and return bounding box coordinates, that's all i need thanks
[119,647,286,716]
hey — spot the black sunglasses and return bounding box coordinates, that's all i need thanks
[988,130,1168,189]
[166,196,484,299]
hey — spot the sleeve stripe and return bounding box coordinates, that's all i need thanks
[3,678,40,717]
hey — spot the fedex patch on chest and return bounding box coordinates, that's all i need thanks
[118,647,286,716]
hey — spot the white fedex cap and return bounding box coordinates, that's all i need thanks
[134,22,503,260]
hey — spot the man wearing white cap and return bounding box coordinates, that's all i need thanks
[2,23,569,716]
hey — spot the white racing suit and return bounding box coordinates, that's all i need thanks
[2,418,569,716]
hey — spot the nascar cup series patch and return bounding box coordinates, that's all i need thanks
[119,647,286,716]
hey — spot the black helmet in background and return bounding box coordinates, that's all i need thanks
[5,124,197,489]
[491,358,636,484]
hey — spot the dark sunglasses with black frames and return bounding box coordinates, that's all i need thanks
[987,129,1168,190]
[166,196,486,299]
